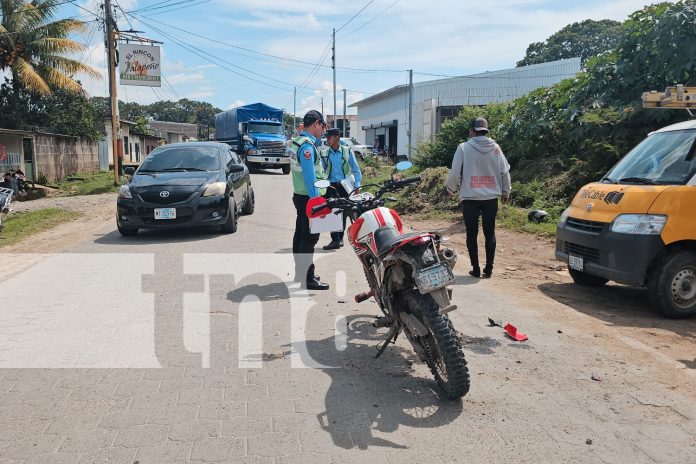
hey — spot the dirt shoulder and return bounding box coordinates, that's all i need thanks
[409,216,696,392]
[1,193,115,254]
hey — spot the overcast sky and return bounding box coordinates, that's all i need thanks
[65,0,661,115]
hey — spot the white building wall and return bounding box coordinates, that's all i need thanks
[352,58,582,158]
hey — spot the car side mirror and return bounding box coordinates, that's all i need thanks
[228,164,245,174]
[124,166,135,175]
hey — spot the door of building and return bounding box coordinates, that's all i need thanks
[22,138,34,181]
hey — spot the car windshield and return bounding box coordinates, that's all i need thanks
[247,122,283,135]
[139,146,220,172]
[604,130,696,185]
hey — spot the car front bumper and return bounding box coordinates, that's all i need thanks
[555,219,664,286]
[117,195,229,230]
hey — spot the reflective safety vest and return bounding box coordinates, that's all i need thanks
[290,136,326,196]
[320,145,352,179]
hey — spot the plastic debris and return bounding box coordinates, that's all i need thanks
[591,373,602,382]
[504,323,528,342]
[488,318,503,327]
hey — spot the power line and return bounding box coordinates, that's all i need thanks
[335,0,374,33]
[140,0,211,16]
[342,0,400,37]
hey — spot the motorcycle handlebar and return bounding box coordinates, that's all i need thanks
[399,175,422,186]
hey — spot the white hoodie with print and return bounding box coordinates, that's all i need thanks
[445,136,511,201]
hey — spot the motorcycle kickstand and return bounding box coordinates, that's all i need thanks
[374,328,399,359]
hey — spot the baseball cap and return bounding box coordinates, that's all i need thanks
[471,117,489,133]
[303,110,327,127]
[325,128,340,137]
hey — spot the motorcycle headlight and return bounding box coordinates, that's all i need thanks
[558,207,570,226]
[118,185,132,199]
[611,214,667,235]
[203,182,226,197]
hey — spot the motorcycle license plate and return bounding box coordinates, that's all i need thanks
[568,254,584,271]
[154,208,176,220]
[416,263,455,293]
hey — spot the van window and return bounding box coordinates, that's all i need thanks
[605,130,696,185]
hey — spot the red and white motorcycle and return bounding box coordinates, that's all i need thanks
[310,162,469,399]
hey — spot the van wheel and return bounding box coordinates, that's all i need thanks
[648,251,696,318]
[568,268,608,287]
[117,223,138,236]
[220,199,237,234]
[282,165,290,175]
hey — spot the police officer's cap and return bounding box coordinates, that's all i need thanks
[325,128,340,137]
[303,110,327,127]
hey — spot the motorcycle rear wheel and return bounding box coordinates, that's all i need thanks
[402,290,470,400]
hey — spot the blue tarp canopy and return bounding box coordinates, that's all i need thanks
[215,103,283,141]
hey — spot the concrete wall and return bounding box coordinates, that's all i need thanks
[34,135,99,181]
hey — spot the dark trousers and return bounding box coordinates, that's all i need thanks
[292,194,320,280]
[462,199,499,271]
[325,183,348,242]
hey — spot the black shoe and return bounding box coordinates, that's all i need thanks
[323,241,341,250]
[482,266,492,278]
[338,240,344,248]
[469,267,481,278]
[305,277,329,290]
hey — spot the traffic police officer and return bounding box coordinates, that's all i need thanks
[290,110,329,290]
[320,128,362,250]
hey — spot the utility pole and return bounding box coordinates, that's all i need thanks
[343,89,347,137]
[332,28,337,129]
[408,69,413,159]
[293,87,297,134]
[104,0,120,185]
[321,97,324,116]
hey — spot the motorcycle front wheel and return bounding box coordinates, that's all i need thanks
[402,290,470,400]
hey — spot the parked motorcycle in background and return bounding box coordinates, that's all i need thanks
[0,187,14,234]
[311,162,470,399]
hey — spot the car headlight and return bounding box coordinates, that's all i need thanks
[247,148,258,155]
[118,185,132,199]
[558,207,570,226]
[611,214,667,235]
[203,182,226,197]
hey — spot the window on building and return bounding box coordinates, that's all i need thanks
[124,136,129,154]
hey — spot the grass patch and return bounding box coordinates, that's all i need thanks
[361,164,559,237]
[0,208,82,248]
[54,171,120,196]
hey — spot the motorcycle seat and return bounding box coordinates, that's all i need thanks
[373,226,419,256]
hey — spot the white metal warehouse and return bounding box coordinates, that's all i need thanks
[349,57,581,158]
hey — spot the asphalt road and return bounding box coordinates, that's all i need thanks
[0,171,694,463]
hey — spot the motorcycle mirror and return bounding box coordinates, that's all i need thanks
[395,161,413,171]
[314,179,331,189]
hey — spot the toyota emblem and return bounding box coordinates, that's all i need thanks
[159,191,170,198]
[586,203,593,212]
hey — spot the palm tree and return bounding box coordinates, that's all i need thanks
[0,0,100,95]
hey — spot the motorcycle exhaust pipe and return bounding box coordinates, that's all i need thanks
[439,247,457,269]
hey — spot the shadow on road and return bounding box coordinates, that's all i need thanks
[290,315,464,450]
[94,228,222,246]
[538,282,696,339]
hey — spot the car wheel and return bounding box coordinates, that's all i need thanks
[568,268,608,287]
[241,186,255,215]
[648,251,696,318]
[117,221,138,236]
[220,198,238,233]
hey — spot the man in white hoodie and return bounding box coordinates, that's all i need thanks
[445,117,511,278]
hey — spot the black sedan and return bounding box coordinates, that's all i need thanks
[116,142,254,236]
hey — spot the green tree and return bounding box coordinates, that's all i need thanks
[517,19,622,66]
[0,0,99,95]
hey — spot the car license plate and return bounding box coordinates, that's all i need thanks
[569,254,584,271]
[416,263,455,293]
[154,208,176,220]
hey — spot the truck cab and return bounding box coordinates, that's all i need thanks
[242,120,290,174]
[556,119,696,318]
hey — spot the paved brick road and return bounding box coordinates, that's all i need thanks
[0,172,695,463]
